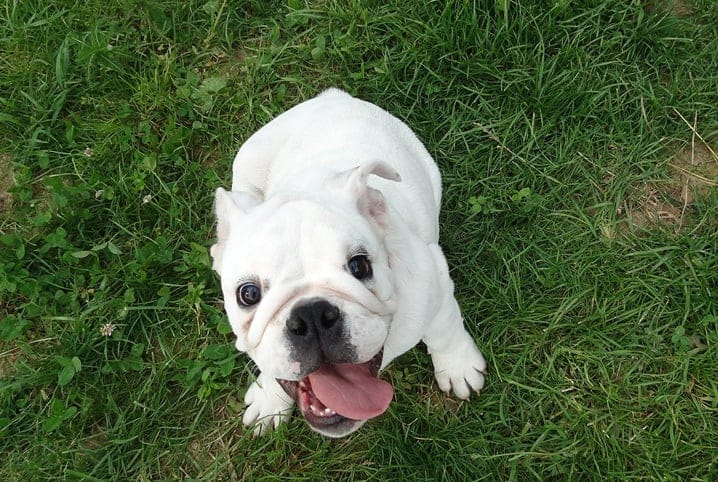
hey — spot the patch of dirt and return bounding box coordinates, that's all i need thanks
[0,345,20,378]
[622,142,717,233]
[0,153,14,213]
[645,0,691,16]
[668,143,718,204]
[670,0,691,16]
[184,415,241,480]
[624,185,683,230]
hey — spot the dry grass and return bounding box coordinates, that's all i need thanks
[0,154,13,213]
[0,346,20,378]
[621,140,717,233]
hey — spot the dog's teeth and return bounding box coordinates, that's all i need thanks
[308,404,335,417]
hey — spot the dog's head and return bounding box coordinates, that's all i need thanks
[211,161,401,437]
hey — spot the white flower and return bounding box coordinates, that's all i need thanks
[142,194,152,204]
[99,323,116,337]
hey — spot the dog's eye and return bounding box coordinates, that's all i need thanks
[237,282,261,307]
[348,255,372,280]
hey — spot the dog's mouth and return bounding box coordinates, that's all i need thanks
[277,351,392,433]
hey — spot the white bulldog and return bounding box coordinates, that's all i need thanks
[211,88,486,438]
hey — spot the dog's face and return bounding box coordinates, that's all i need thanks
[211,163,401,437]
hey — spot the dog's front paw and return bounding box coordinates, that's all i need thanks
[243,374,294,436]
[431,340,487,400]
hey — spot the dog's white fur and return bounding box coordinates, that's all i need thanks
[212,89,486,437]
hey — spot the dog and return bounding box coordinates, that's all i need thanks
[211,88,486,438]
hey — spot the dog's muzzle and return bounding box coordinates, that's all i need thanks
[278,298,393,436]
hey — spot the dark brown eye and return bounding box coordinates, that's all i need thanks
[237,282,261,306]
[348,255,372,280]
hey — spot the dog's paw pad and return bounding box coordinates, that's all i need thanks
[432,344,487,399]
[243,378,294,435]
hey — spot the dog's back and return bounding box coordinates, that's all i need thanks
[231,89,442,243]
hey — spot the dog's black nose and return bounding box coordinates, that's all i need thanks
[287,299,341,337]
[287,299,356,370]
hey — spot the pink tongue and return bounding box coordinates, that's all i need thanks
[307,363,393,420]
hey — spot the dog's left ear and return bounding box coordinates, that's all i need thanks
[340,160,401,227]
[211,187,261,271]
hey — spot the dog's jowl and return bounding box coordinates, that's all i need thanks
[211,89,486,438]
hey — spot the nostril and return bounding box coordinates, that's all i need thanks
[287,316,308,336]
[321,305,340,329]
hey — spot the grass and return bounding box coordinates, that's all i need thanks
[1,0,717,479]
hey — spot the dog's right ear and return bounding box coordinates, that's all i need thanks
[337,160,401,229]
[211,187,261,272]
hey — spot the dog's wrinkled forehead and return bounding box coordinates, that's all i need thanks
[224,198,379,278]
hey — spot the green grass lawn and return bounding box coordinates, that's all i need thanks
[1,0,717,479]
